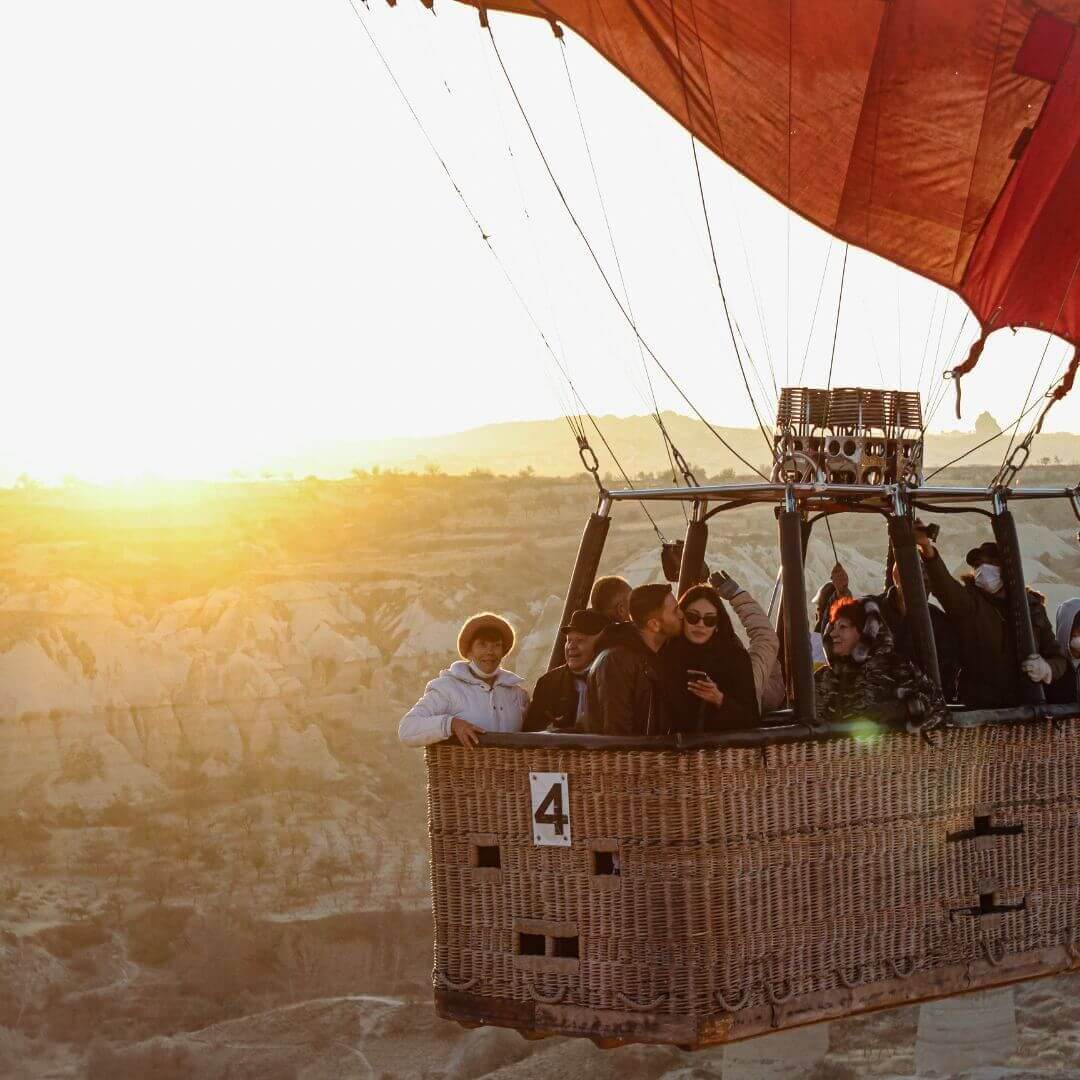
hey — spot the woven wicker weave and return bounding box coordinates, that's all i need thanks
[427,719,1080,1046]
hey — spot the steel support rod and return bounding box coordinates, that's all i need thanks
[676,501,709,599]
[888,509,942,688]
[778,491,816,725]
[548,498,612,671]
[990,492,1044,705]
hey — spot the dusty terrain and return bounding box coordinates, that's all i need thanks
[0,464,1077,1078]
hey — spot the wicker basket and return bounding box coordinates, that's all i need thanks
[426,718,1080,1047]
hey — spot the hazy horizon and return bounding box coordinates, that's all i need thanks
[3,1,1078,485]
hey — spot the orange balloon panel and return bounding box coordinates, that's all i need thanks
[456,0,1079,351]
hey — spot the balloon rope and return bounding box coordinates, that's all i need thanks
[559,39,690,519]
[825,244,849,391]
[484,22,770,481]
[665,0,778,458]
[795,243,833,387]
[344,0,665,536]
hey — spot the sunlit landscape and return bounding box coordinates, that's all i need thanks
[0,452,1075,1076]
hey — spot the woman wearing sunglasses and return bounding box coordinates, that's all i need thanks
[660,584,760,734]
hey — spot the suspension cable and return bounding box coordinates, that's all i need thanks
[993,252,1080,487]
[915,290,940,401]
[796,242,833,386]
[664,2,778,454]
[345,0,667,538]
[484,23,770,481]
[922,310,973,435]
[559,37,693,512]
[923,389,1050,482]
[825,244,849,390]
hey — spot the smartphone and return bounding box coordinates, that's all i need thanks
[687,670,709,682]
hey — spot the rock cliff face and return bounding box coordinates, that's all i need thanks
[3,514,1078,808]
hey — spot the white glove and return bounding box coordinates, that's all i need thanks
[1021,655,1053,684]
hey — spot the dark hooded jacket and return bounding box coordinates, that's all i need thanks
[525,664,588,731]
[815,598,948,733]
[871,586,961,702]
[659,633,759,733]
[923,552,1066,707]
[584,622,675,737]
[1048,597,1080,705]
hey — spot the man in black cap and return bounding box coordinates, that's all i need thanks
[525,609,608,731]
[916,531,1065,706]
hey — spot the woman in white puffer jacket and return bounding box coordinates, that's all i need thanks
[398,612,529,748]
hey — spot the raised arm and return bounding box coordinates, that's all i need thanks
[712,571,780,702]
[918,540,976,618]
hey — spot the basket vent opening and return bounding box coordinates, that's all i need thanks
[552,935,579,959]
[592,850,619,876]
[518,933,545,956]
[475,844,501,869]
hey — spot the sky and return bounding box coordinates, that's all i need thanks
[1,0,1076,483]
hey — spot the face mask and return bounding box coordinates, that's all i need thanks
[1070,634,1080,656]
[974,564,1003,594]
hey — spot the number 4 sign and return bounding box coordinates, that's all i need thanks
[529,772,571,847]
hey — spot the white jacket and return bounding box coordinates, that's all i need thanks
[398,661,529,747]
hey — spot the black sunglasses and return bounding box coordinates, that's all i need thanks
[683,610,718,627]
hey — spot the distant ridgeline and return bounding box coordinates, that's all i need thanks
[283,413,1080,479]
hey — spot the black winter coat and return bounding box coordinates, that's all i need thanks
[659,633,760,733]
[525,664,587,732]
[924,553,1066,707]
[584,623,675,737]
[872,587,961,702]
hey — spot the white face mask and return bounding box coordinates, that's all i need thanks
[1070,633,1080,656]
[974,564,1004,594]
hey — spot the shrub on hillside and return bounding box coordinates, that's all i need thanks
[60,742,106,783]
[33,919,109,958]
[126,905,192,966]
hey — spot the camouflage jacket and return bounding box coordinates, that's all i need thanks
[815,598,948,733]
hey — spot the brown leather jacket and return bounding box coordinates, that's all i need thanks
[584,622,673,737]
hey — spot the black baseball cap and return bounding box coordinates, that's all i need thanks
[560,609,609,635]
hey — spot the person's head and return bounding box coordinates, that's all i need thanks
[457,613,515,674]
[828,597,866,659]
[678,584,735,646]
[1069,610,1080,659]
[590,576,632,623]
[966,541,1004,595]
[827,597,889,663]
[813,581,837,625]
[629,583,682,641]
[559,609,608,673]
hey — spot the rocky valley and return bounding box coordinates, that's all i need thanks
[0,466,1077,1077]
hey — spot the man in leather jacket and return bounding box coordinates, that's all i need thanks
[585,583,683,736]
[525,608,607,731]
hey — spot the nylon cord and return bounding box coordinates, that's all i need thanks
[485,22,770,481]
[993,250,1080,486]
[825,244,849,391]
[345,0,666,537]
[664,1,777,457]
[796,242,833,386]
[559,38,691,518]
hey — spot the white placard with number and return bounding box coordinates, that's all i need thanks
[529,771,571,847]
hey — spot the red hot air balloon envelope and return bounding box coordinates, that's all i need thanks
[457,0,1079,400]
